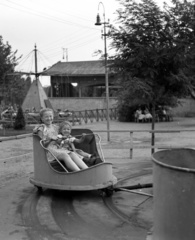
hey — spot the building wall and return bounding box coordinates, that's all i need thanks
[49,97,195,117]
[172,98,195,117]
[49,97,118,111]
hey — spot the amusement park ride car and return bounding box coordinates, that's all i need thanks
[30,129,117,196]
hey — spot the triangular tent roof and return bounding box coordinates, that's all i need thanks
[22,79,53,111]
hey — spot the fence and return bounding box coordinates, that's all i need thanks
[0,108,118,127]
[1,129,194,160]
[69,108,117,126]
[93,129,195,159]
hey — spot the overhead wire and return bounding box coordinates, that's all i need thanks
[69,37,102,52]
[45,37,101,59]
[24,0,97,23]
[2,0,111,68]
[40,30,102,54]
[2,0,104,63]
[40,28,100,52]
[4,0,99,30]
[16,35,103,70]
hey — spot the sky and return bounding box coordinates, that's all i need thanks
[0,0,168,86]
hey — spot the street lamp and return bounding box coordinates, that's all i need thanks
[95,2,110,141]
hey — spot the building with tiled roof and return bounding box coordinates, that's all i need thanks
[44,60,106,76]
[43,60,116,98]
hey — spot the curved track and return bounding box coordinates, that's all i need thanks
[20,171,153,240]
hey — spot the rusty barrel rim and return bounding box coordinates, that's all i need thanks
[152,148,195,173]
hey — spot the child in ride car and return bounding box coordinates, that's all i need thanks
[33,108,88,171]
[57,121,96,166]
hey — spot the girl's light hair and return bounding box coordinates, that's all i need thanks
[40,108,54,118]
[59,121,72,133]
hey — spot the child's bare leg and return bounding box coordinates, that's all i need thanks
[58,152,80,171]
[81,152,91,159]
[69,152,88,169]
[75,149,91,159]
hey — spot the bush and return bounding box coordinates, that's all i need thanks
[118,104,137,122]
[3,122,13,129]
[14,107,26,130]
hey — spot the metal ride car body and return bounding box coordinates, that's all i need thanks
[30,129,117,195]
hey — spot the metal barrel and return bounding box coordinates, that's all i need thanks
[152,148,195,240]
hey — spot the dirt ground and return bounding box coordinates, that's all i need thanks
[0,117,195,240]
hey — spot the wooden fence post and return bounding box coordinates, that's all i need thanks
[101,109,104,121]
[96,109,99,122]
[84,110,88,123]
[79,112,82,125]
[72,112,75,126]
[90,110,93,123]
[130,131,133,159]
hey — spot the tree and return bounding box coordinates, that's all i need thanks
[6,75,31,105]
[14,106,26,130]
[163,0,195,99]
[0,35,21,104]
[109,0,195,150]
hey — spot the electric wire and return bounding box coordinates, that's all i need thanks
[16,34,105,72]
[40,29,101,53]
[44,35,101,57]
[0,0,103,47]
[24,0,97,23]
[1,0,103,63]
[3,0,99,31]
[45,39,101,60]
[2,0,111,68]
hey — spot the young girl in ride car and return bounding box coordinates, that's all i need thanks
[33,108,88,171]
[57,121,96,166]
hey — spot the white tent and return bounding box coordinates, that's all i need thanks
[22,79,53,112]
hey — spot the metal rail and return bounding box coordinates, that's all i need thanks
[1,129,195,160]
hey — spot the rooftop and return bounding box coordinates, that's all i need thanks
[42,60,108,76]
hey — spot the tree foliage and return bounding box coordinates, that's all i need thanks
[5,75,31,105]
[109,0,195,121]
[0,36,18,84]
[165,0,195,98]
[0,35,27,105]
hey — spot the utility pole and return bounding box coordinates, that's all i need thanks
[34,44,39,84]
[95,2,110,141]
[62,48,68,62]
